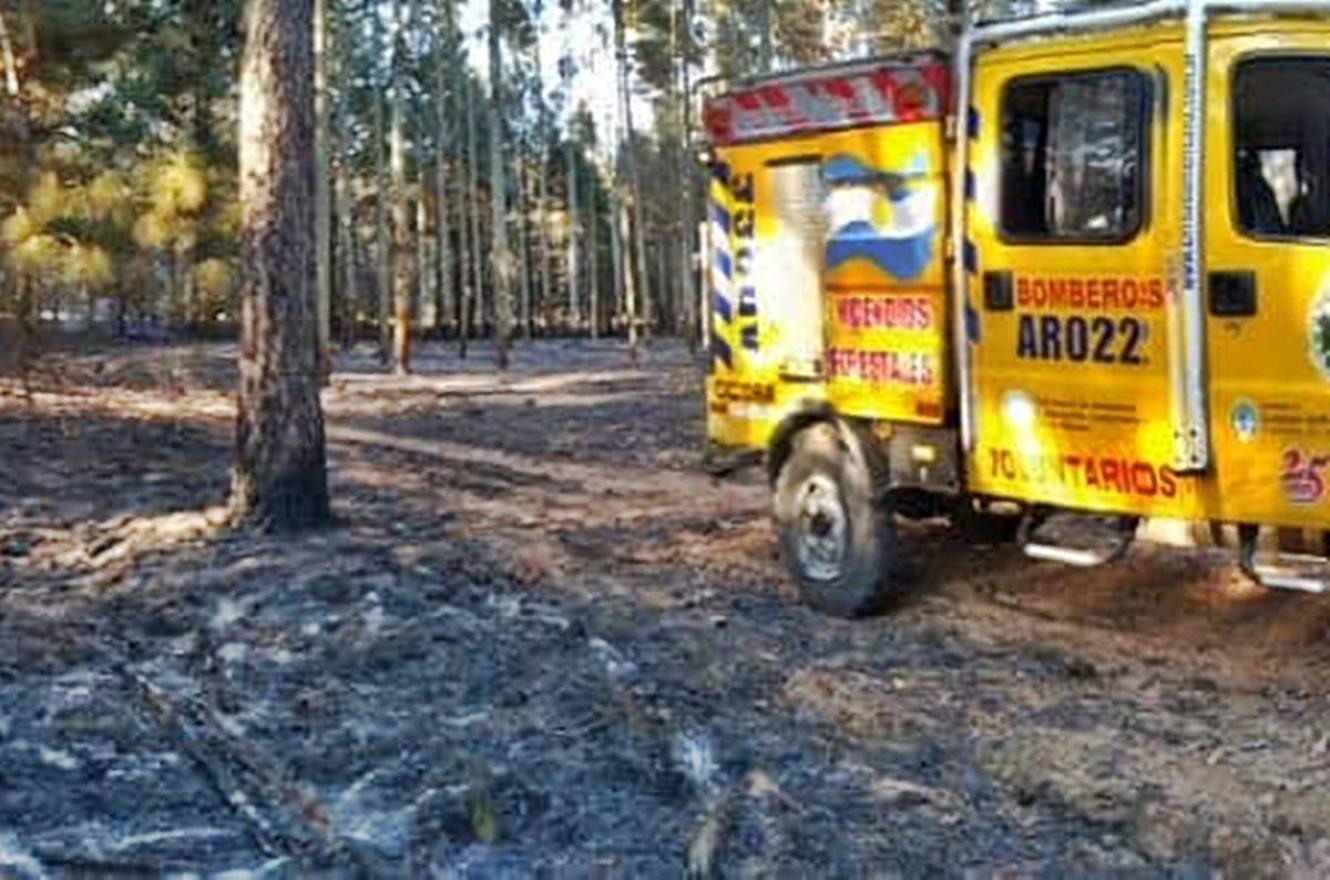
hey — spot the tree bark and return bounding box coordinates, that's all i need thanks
[516,151,532,341]
[336,2,355,349]
[616,0,650,343]
[435,0,455,340]
[457,82,473,357]
[565,136,580,333]
[533,0,551,339]
[390,0,415,375]
[314,0,332,375]
[372,0,391,363]
[464,70,483,351]
[488,0,513,370]
[587,169,599,339]
[562,3,580,334]
[232,0,331,532]
[678,0,698,350]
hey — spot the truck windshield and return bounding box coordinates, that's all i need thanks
[1234,57,1330,240]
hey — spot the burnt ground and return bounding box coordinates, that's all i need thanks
[4,340,1330,876]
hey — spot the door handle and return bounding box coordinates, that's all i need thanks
[1209,271,1258,317]
[983,270,1014,312]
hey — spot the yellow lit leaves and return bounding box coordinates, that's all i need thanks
[63,243,114,291]
[1,208,36,248]
[11,233,59,277]
[3,175,117,287]
[194,258,234,301]
[85,171,132,223]
[134,151,207,255]
[27,172,67,227]
[151,151,207,217]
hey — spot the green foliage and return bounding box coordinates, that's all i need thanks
[0,0,241,323]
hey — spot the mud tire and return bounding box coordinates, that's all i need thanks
[773,422,899,618]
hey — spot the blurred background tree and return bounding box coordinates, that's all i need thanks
[0,0,975,355]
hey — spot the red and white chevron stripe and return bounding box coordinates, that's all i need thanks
[704,59,950,147]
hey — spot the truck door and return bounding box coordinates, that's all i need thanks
[1206,24,1330,528]
[965,37,1196,517]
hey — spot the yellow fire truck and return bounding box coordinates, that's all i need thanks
[700,1,1330,615]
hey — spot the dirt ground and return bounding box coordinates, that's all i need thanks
[4,339,1330,877]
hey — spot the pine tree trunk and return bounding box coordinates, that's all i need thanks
[337,157,355,348]
[336,0,355,349]
[565,138,580,333]
[488,2,513,370]
[517,153,532,341]
[758,0,773,73]
[390,0,414,375]
[456,82,472,356]
[533,0,551,340]
[417,194,431,333]
[465,71,483,349]
[457,126,473,357]
[678,0,698,350]
[587,169,599,339]
[372,2,391,363]
[435,0,455,340]
[562,5,580,335]
[314,0,332,375]
[618,195,637,350]
[616,1,650,343]
[232,0,331,531]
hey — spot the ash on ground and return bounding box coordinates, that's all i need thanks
[4,340,1330,877]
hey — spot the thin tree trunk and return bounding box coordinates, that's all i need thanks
[338,163,355,348]
[372,2,391,363]
[335,0,355,350]
[390,0,414,375]
[488,1,513,370]
[232,0,331,531]
[587,169,599,339]
[565,137,580,333]
[678,0,697,350]
[562,3,580,335]
[612,0,642,350]
[609,183,624,341]
[517,154,532,341]
[465,70,483,347]
[618,195,637,351]
[617,3,650,343]
[758,0,773,73]
[0,6,20,96]
[314,0,332,375]
[655,241,669,333]
[457,141,472,356]
[417,193,431,333]
[435,0,455,340]
[533,0,551,339]
[456,76,473,357]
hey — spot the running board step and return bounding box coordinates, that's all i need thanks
[1238,524,1330,594]
[1017,510,1140,569]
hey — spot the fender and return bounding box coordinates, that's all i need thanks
[767,403,889,496]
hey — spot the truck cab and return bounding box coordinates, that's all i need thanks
[702,3,1330,616]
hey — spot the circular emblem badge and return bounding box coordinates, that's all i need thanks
[1230,399,1259,443]
[1309,281,1330,379]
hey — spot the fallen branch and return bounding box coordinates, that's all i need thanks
[115,659,361,871]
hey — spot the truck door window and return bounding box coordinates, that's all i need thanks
[1235,57,1330,239]
[1000,69,1147,242]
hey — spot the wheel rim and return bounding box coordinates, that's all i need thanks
[795,474,848,582]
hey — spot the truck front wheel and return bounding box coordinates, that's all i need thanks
[773,422,899,617]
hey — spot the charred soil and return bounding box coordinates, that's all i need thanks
[3,340,1330,876]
